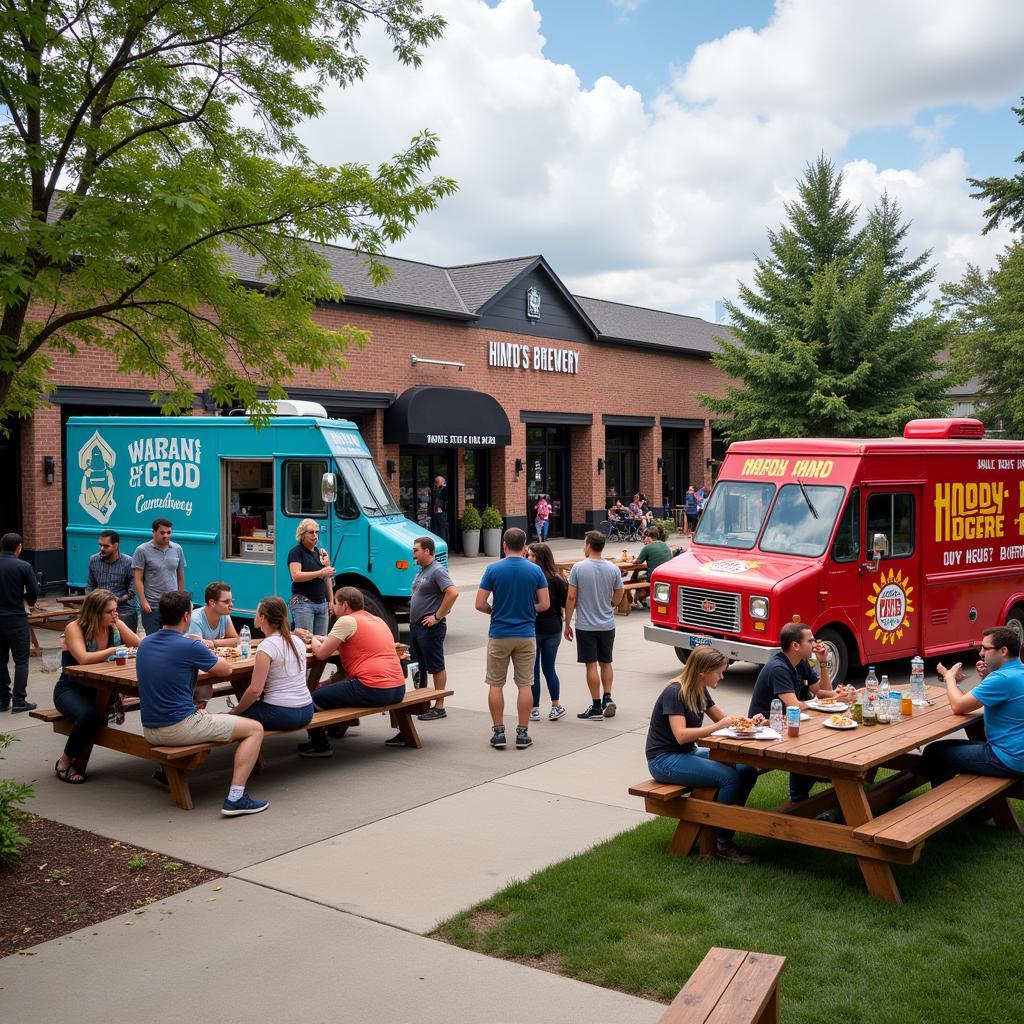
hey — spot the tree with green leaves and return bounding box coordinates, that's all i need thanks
[969,98,1024,234]
[942,244,1024,436]
[0,0,456,423]
[703,156,953,441]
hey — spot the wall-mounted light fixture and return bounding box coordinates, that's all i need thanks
[43,456,55,485]
[656,457,664,471]
[410,354,464,371]
[596,457,605,474]
[386,459,396,480]
[514,458,524,478]
[705,457,716,469]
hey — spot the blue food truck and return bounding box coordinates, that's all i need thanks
[65,404,444,633]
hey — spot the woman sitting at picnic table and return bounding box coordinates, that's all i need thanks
[53,588,141,784]
[645,646,761,863]
[228,596,314,731]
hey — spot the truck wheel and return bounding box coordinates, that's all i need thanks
[816,628,849,686]
[1006,607,1024,644]
[359,590,399,640]
[674,648,690,665]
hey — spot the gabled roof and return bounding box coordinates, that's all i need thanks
[574,295,729,356]
[446,256,538,312]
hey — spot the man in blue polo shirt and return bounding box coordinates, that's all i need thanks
[475,528,548,751]
[926,625,1024,785]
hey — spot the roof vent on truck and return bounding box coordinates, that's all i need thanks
[237,399,329,418]
[903,417,985,440]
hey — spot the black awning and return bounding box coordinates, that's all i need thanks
[384,386,511,447]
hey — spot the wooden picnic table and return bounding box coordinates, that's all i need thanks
[685,686,1023,903]
[55,594,87,608]
[27,603,80,656]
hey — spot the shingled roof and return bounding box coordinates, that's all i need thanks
[574,295,729,355]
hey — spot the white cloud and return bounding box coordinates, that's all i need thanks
[301,0,1021,317]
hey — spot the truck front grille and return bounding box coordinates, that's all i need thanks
[679,587,741,633]
[437,552,448,570]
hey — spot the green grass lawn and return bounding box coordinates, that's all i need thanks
[435,772,1024,1023]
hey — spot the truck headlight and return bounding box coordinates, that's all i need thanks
[749,596,770,620]
[653,582,671,603]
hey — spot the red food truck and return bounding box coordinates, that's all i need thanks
[645,418,1024,684]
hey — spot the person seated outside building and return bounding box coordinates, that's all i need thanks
[187,581,239,708]
[625,526,674,604]
[629,494,653,531]
[137,591,268,816]
[923,626,1024,790]
[646,647,761,863]
[53,589,141,784]
[297,587,406,757]
[229,596,314,731]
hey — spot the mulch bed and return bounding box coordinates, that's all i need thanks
[0,815,220,957]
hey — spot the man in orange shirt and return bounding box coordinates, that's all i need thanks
[297,587,406,757]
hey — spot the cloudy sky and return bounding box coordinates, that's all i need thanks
[304,0,1024,321]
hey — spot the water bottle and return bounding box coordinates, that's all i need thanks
[911,655,926,706]
[239,625,251,659]
[865,665,879,696]
[407,660,420,687]
[877,674,891,722]
[770,698,785,739]
[889,690,902,724]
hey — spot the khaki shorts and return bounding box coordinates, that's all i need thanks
[144,710,237,746]
[485,637,536,688]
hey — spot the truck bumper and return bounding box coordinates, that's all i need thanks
[644,624,773,665]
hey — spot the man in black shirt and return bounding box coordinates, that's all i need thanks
[0,533,39,712]
[430,476,448,541]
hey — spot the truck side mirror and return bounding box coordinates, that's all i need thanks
[321,472,337,504]
[861,532,888,573]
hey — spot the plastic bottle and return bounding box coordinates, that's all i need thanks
[239,625,251,659]
[889,689,902,724]
[786,704,800,738]
[865,665,879,696]
[770,698,785,739]
[407,660,420,687]
[910,655,926,706]
[877,675,891,723]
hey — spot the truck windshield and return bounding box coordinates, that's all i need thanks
[337,459,402,518]
[694,481,776,550]
[759,484,846,556]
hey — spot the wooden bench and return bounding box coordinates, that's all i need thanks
[851,773,1021,848]
[629,779,718,857]
[616,581,650,615]
[31,687,453,810]
[659,947,786,1024]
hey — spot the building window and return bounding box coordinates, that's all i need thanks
[604,426,638,507]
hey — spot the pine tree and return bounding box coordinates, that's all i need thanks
[968,98,1024,233]
[703,157,953,440]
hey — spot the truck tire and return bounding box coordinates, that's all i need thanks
[674,647,690,665]
[359,590,399,640]
[1006,607,1024,644]
[816,627,849,687]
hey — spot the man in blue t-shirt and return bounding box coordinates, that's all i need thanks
[475,528,549,751]
[137,590,268,817]
[925,625,1024,787]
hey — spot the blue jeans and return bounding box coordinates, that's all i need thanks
[140,607,162,637]
[648,749,758,843]
[923,738,1022,787]
[53,679,103,759]
[291,597,328,635]
[307,677,406,747]
[532,631,561,706]
[240,701,314,730]
[535,519,549,541]
[117,608,138,634]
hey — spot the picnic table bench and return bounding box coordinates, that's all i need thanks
[554,559,649,614]
[630,685,1023,903]
[27,603,80,656]
[659,947,786,1024]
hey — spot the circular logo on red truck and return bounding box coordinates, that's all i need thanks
[866,568,915,644]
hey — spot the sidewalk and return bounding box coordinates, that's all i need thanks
[0,532,724,1022]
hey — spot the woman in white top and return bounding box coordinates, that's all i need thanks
[231,596,314,729]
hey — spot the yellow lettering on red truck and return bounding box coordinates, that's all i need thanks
[934,482,1006,543]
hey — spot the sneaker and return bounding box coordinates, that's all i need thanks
[384,732,406,746]
[11,700,37,714]
[297,741,333,758]
[221,793,269,817]
[490,727,507,749]
[0,701,10,713]
[417,707,447,721]
[577,705,605,720]
[548,705,566,721]
[516,728,533,750]
[602,698,617,719]
[529,707,542,721]
[152,766,169,789]
[715,841,754,864]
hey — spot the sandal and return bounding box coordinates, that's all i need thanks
[55,761,86,784]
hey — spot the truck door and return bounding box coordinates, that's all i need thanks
[859,487,922,662]
[278,457,333,598]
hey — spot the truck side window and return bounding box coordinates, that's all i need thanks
[831,488,859,562]
[866,492,914,558]
[283,461,328,518]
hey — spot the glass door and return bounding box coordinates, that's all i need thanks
[526,426,569,538]
[399,449,456,540]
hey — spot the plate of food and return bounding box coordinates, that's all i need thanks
[724,717,770,740]
[822,714,857,730]
[222,647,242,658]
[807,698,849,713]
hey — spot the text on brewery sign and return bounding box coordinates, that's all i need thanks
[488,340,579,374]
[426,435,496,445]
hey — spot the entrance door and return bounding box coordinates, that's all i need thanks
[399,449,455,542]
[525,425,569,538]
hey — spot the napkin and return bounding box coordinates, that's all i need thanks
[712,726,781,740]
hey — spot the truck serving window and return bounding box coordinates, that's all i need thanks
[338,459,401,518]
[866,492,915,558]
[693,481,776,550]
[760,484,846,557]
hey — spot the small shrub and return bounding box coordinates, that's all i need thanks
[653,518,676,541]
[481,505,503,530]
[460,504,482,531]
[62,903,89,921]
[0,733,34,866]
[163,861,183,873]
[47,866,72,882]
[127,854,147,872]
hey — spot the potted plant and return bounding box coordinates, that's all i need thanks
[460,504,482,557]
[481,505,504,558]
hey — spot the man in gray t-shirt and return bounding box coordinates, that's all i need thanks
[565,530,623,720]
[409,536,459,721]
[132,518,186,636]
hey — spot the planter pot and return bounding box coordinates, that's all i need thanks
[482,527,502,558]
[462,529,481,557]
